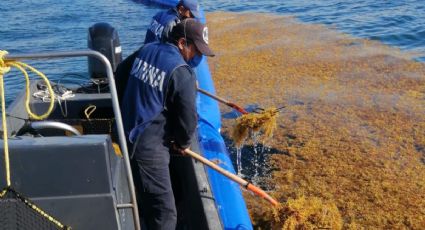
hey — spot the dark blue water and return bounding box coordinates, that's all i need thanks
[1,0,425,103]
[204,0,425,62]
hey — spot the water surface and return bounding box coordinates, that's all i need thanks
[1,0,425,101]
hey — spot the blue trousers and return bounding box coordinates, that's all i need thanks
[130,143,177,230]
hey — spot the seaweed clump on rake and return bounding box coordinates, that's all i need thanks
[231,107,279,146]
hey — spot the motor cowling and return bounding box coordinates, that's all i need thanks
[88,22,122,79]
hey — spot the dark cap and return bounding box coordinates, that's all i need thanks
[172,18,215,57]
[180,0,201,19]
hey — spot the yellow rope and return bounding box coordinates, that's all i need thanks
[84,104,96,119]
[1,50,55,184]
[0,188,6,197]
[1,50,68,229]
[1,50,55,185]
[9,64,55,120]
[24,195,67,229]
[0,50,12,187]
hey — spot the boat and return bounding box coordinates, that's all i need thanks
[0,1,253,230]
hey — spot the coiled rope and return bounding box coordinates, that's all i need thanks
[0,50,55,121]
[0,50,68,229]
[0,50,55,186]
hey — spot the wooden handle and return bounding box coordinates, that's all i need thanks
[226,102,249,114]
[184,148,279,206]
[197,87,249,114]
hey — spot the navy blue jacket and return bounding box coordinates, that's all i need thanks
[144,8,181,44]
[121,42,197,154]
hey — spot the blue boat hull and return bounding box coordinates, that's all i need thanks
[145,1,252,228]
[196,58,252,230]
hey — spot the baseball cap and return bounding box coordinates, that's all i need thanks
[173,18,215,57]
[180,0,201,19]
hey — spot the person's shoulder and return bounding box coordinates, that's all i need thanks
[154,9,168,16]
[176,65,193,72]
[169,66,195,89]
[154,8,178,17]
[168,8,179,16]
[172,65,195,79]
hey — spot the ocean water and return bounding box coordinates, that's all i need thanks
[204,0,425,62]
[1,0,425,103]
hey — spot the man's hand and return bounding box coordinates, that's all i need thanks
[171,142,188,155]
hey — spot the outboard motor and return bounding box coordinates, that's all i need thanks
[88,22,122,79]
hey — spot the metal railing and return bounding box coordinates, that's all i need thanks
[5,50,141,230]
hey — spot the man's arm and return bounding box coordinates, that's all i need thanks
[167,66,197,148]
[114,48,140,103]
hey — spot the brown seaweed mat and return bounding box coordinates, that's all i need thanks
[206,12,425,229]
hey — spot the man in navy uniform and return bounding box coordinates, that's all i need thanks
[121,18,214,229]
[144,0,201,44]
[113,0,201,102]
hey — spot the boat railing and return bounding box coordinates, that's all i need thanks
[5,50,141,230]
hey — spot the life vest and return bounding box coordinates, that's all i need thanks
[144,9,180,44]
[121,42,188,143]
